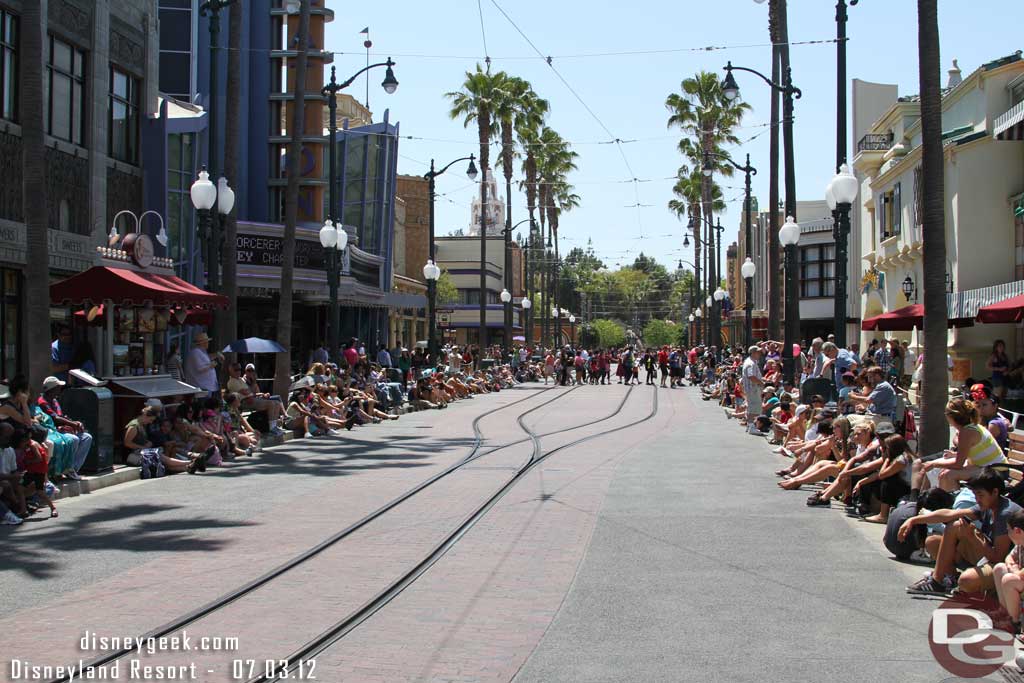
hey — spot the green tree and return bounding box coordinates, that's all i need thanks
[643,319,677,347]
[436,269,459,305]
[591,319,626,348]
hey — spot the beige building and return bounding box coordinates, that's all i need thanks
[434,235,524,346]
[852,52,1024,376]
[388,174,432,348]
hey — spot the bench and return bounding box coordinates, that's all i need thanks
[1007,432,1024,483]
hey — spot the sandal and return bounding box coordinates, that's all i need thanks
[50,509,59,518]
[806,495,831,507]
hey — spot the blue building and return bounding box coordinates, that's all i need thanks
[142,0,419,360]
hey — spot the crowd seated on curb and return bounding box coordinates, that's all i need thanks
[696,333,1024,629]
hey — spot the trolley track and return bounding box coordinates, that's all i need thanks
[44,383,601,683]
[248,385,659,683]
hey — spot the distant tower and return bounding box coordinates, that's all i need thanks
[468,170,506,236]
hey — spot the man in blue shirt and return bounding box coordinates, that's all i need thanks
[821,341,859,387]
[376,345,393,368]
[849,367,897,419]
[51,324,74,381]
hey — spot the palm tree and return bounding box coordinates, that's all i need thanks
[516,121,544,342]
[446,64,509,349]
[670,164,704,314]
[219,0,243,354]
[534,129,578,344]
[21,0,49,385]
[273,0,311,399]
[666,72,750,345]
[917,0,948,457]
[494,76,548,346]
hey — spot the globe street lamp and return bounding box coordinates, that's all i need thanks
[826,163,859,347]
[424,154,477,361]
[190,167,234,291]
[500,218,531,358]
[779,215,801,383]
[741,256,756,347]
[321,59,398,361]
[569,314,576,344]
[831,0,859,345]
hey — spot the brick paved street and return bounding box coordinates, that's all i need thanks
[1,383,951,682]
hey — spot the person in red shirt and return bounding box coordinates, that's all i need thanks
[14,428,57,518]
[657,346,670,388]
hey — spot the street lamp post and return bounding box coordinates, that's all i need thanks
[521,296,532,350]
[722,59,802,258]
[832,0,857,348]
[569,314,576,344]
[826,164,859,350]
[500,218,530,359]
[551,307,560,347]
[695,306,703,346]
[197,0,237,294]
[190,167,234,288]
[320,59,399,362]
[779,216,801,383]
[425,154,478,360]
[741,257,756,347]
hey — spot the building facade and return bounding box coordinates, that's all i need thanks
[852,52,1024,374]
[0,0,160,379]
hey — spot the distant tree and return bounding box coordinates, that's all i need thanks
[436,269,459,304]
[643,319,677,347]
[591,319,626,348]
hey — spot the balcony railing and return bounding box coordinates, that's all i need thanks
[857,133,894,152]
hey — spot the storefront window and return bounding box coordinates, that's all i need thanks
[1,10,17,122]
[0,268,21,380]
[45,35,85,145]
[167,133,196,278]
[109,67,139,164]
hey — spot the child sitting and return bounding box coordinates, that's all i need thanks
[14,427,57,518]
[993,509,1024,633]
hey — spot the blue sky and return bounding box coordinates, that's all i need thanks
[323,0,1021,271]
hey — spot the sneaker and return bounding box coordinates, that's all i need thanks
[908,549,933,565]
[906,573,954,596]
[304,432,314,439]
[270,426,286,436]
[329,429,346,437]
[1,511,22,525]
[64,471,81,481]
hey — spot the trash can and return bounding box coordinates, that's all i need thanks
[481,359,496,371]
[61,386,115,475]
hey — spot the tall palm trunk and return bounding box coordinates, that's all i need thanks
[21,1,49,385]
[219,0,242,350]
[767,0,782,341]
[701,127,716,346]
[273,0,311,398]
[917,0,948,457]
[692,204,702,342]
[477,108,491,351]
[538,182,548,344]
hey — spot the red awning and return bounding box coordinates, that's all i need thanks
[976,293,1024,324]
[861,303,973,331]
[51,266,228,309]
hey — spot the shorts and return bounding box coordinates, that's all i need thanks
[21,472,45,491]
[954,525,996,591]
[670,367,682,378]
[659,364,669,376]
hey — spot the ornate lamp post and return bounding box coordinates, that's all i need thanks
[826,163,859,346]
[778,215,801,383]
[569,314,576,344]
[694,306,703,346]
[741,257,756,347]
[190,167,234,288]
[425,154,478,360]
[500,218,530,358]
[321,58,398,362]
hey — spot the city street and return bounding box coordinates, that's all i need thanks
[1,384,949,683]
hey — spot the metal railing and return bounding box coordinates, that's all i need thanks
[857,132,893,152]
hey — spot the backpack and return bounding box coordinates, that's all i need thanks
[139,448,166,479]
[883,500,922,560]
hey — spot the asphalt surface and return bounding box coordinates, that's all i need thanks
[0,382,962,682]
[514,389,949,683]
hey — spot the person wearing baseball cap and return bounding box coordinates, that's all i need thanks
[185,332,222,397]
[37,375,93,480]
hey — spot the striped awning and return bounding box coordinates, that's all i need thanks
[995,101,1024,141]
[947,280,1024,318]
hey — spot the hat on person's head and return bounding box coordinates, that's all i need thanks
[41,376,66,392]
[145,398,163,410]
[842,371,856,381]
[193,332,211,344]
[795,404,809,416]
[820,408,837,419]
[970,383,992,401]
[748,345,761,355]
[875,421,897,436]
[245,363,256,371]
[765,396,780,406]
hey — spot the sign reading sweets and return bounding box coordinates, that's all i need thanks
[236,234,328,270]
